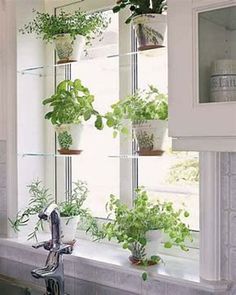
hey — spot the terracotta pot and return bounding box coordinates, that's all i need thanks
[55,124,84,155]
[133,119,168,154]
[54,33,86,64]
[132,14,167,51]
[60,216,80,244]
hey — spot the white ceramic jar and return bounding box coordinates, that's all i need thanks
[210,59,236,102]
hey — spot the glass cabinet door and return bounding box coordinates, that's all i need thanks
[199,6,236,103]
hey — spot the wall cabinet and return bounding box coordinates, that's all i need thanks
[168,0,236,151]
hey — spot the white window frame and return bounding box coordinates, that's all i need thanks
[44,0,222,281]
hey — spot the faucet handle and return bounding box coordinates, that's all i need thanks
[58,244,73,255]
[32,240,52,251]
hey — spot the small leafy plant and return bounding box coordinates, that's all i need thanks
[58,131,73,150]
[9,180,91,241]
[19,9,110,46]
[91,188,192,257]
[43,79,103,130]
[113,0,167,24]
[105,85,168,137]
[9,180,53,241]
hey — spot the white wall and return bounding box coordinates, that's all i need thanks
[16,0,46,232]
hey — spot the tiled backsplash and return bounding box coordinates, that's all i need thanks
[0,140,7,236]
[221,153,236,294]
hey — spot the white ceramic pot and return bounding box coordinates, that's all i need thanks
[60,215,80,244]
[55,124,84,154]
[132,14,167,51]
[54,33,86,64]
[133,119,168,153]
[144,230,162,259]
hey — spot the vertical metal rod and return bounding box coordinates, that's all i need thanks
[131,29,139,200]
[64,64,73,201]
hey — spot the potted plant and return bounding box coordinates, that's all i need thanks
[89,188,192,279]
[9,180,91,244]
[113,0,167,50]
[43,79,103,155]
[19,9,110,64]
[105,85,168,155]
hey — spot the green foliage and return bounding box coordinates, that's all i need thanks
[105,85,168,136]
[167,157,199,185]
[59,180,89,218]
[58,131,73,149]
[8,180,53,241]
[19,9,110,45]
[91,188,192,256]
[43,79,103,130]
[113,0,167,24]
[9,180,91,241]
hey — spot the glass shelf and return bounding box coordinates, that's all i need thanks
[17,47,166,76]
[18,152,164,159]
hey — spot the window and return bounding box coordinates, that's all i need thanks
[52,1,200,235]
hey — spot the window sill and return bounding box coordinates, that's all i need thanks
[0,236,230,294]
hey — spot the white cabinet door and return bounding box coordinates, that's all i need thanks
[168,0,236,151]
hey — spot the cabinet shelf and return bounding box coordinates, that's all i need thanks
[17,47,166,76]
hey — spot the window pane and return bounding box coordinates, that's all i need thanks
[70,11,120,218]
[137,49,200,231]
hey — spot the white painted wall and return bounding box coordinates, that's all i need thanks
[16,0,46,230]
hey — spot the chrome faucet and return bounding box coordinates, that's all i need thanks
[31,204,73,295]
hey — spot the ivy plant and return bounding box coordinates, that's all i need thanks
[19,9,110,46]
[105,85,168,137]
[43,79,103,130]
[113,0,167,24]
[90,188,192,257]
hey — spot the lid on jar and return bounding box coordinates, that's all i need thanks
[211,59,236,75]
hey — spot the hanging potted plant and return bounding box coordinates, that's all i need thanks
[89,188,192,280]
[9,180,91,244]
[19,9,110,64]
[105,85,168,155]
[113,0,167,51]
[43,79,103,155]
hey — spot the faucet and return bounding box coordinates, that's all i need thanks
[31,204,73,295]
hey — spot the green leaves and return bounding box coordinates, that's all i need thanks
[90,188,192,260]
[104,86,168,135]
[112,0,167,24]
[8,180,53,241]
[43,79,104,130]
[19,9,110,45]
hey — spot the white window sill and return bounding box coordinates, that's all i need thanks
[0,236,229,294]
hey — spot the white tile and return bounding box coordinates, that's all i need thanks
[230,153,236,175]
[221,244,229,280]
[222,175,230,210]
[222,211,229,245]
[230,175,236,210]
[141,279,166,295]
[166,284,211,295]
[221,153,230,175]
[115,271,142,294]
[230,213,236,246]
[0,164,6,188]
[0,141,6,164]
[229,248,236,281]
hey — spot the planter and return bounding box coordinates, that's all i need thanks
[55,124,84,155]
[60,215,80,244]
[132,14,167,51]
[133,119,168,155]
[144,230,162,260]
[129,230,162,263]
[54,33,86,64]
